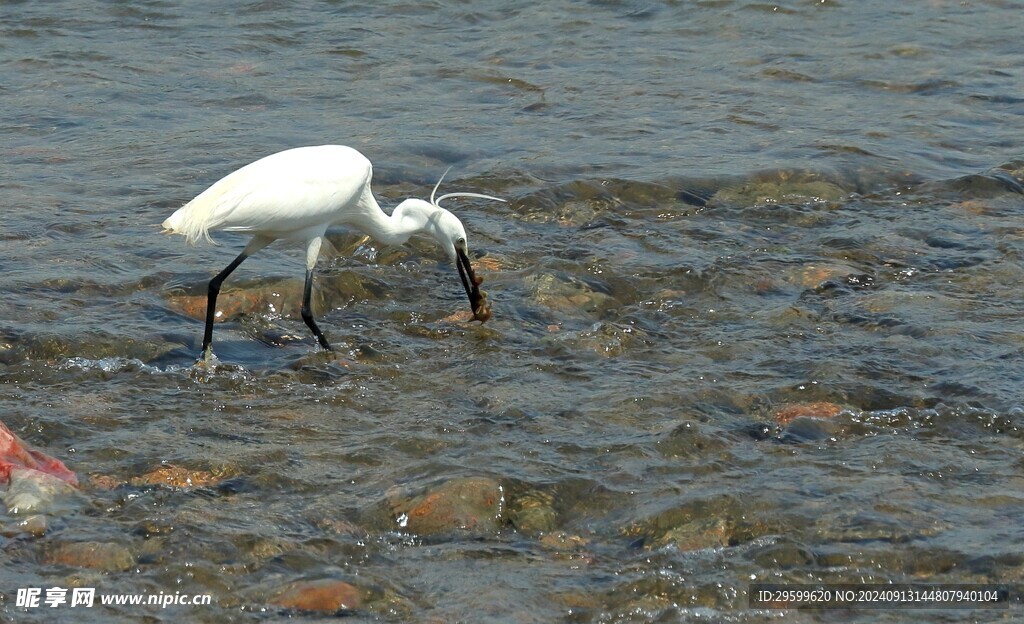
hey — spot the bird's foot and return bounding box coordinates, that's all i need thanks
[196,347,218,366]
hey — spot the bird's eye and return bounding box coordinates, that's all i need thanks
[456,237,466,247]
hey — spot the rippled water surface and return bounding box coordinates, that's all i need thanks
[2,1,1023,622]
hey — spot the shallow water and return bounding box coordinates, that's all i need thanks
[2,0,1023,622]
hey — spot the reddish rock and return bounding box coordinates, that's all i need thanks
[165,282,303,322]
[271,579,362,612]
[391,477,505,535]
[772,402,844,426]
[0,420,77,486]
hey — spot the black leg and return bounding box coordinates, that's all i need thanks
[201,249,250,359]
[301,267,331,350]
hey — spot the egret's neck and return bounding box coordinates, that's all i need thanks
[356,196,439,247]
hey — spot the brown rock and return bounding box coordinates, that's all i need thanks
[789,265,858,289]
[0,514,48,538]
[271,579,362,612]
[45,541,135,572]
[539,531,589,550]
[772,402,844,426]
[441,310,477,324]
[508,489,558,535]
[129,464,225,489]
[88,474,123,490]
[165,281,303,322]
[656,517,730,551]
[391,477,505,535]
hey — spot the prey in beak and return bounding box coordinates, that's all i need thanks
[455,246,492,323]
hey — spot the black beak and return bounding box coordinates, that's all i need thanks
[456,247,492,323]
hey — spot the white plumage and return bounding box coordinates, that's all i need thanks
[164,145,375,245]
[163,145,503,361]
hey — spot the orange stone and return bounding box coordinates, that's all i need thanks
[474,256,503,271]
[129,464,222,489]
[772,402,844,426]
[271,579,362,612]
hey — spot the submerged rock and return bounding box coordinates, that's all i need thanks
[772,402,845,426]
[44,541,135,572]
[165,280,304,322]
[655,420,732,460]
[0,514,48,537]
[3,468,80,516]
[508,488,559,535]
[653,516,730,551]
[129,464,231,489]
[786,264,862,290]
[624,496,775,552]
[166,271,389,323]
[388,476,505,535]
[528,274,615,315]
[709,173,846,208]
[270,578,363,613]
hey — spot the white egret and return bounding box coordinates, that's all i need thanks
[162,145,504,360]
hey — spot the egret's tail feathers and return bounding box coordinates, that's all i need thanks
[161,202,215,246]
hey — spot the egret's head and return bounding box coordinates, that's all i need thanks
[425,206,470,263]
[418,170,507,323]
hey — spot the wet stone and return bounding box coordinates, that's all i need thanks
[786,264,862,290]
[166,281,303,322]
[655,420,731,460]
[650,517,730,551]
[778,417,848,443]
[3,468,81,516]
[44,541,135,572]
[538,531,590,551]
[772,402,845,426]
[0,514,48,538]
[388,476,505,535]
[749,540,816,569]
[625,496,776,552]
[508,488,558,535]
[528,274,614,315]
[87,474,122,490]
[709,174,846,208]
[270,578,363,613]
[546,321,646,358]
[129,464,230,489]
